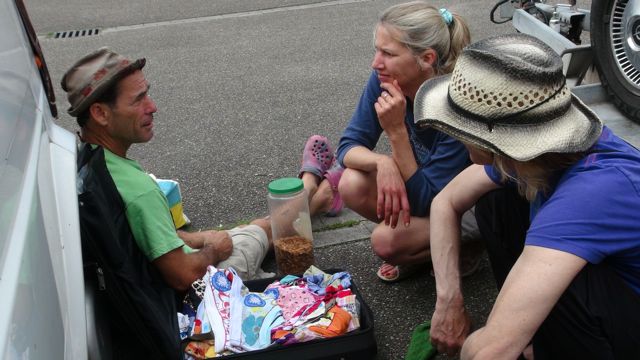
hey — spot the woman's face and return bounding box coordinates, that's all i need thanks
[371,24,432,98]
[465,145,494,165]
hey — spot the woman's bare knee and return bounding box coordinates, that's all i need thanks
[371,226,397,261]
[371,219,431,264]
[339,169,374,210]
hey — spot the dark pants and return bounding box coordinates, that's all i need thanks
[475,187,640,359]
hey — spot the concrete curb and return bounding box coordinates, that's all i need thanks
[311,208,375,248]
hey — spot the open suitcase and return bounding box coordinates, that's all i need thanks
[219,268,377,360]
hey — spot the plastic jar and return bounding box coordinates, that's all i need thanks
[267,177,314,275]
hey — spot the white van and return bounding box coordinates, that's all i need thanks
[0,0,89,358]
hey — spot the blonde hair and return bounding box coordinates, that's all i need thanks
[378,1,471,75]
[493,152,586,201]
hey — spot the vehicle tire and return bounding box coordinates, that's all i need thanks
[591,0,640,123]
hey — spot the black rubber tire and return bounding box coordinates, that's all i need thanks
[591,0,640,123]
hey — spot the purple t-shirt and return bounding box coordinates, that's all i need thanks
[485,127,640,294]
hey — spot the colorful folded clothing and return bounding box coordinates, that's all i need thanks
[181,266,362,357]
[230,290,284,352]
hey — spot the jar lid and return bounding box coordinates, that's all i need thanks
[268,177,303,194]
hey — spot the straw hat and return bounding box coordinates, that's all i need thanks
[414,34,602,161]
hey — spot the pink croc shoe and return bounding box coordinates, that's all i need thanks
[323,159,344,217]
[299,135,334,178]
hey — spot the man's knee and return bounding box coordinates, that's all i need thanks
[249,217,271,239]
[220,225,272,280]
[553,263,640,316]
[534,264,640,358]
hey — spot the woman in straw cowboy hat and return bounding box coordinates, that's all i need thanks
[415,33,640,359]
[297,1,483,283]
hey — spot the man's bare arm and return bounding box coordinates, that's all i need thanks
[430,164,499,355]
[177,229,213,249]
[153,231,233,291]
[461,246,587,360]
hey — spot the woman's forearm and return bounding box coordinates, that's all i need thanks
[342,146,389,172]
[387,126,418,181]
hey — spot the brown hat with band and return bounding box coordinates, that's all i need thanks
[61,47,145,122]
[414,34,602,161]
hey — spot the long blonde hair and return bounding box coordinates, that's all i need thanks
[378,1,471,75]
[493,152,586,200]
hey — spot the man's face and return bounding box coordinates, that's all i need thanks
[106,70,157,147]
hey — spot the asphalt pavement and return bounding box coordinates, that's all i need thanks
[32,0,520,226]
[26,0,603,359]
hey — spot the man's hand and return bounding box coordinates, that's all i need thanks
[155,230,234,292]
[202,230,233,263]
[177,229,206,249]
[431,295,472,356]
[375,156,411,228]
[374,80,406,134]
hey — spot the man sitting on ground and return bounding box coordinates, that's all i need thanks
[64,48,272,357]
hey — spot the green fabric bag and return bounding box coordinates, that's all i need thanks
[405,321,437,360]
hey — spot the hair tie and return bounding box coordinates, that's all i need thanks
[439,8,453,26]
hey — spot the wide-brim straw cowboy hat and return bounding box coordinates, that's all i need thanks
[414,34,602,161]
